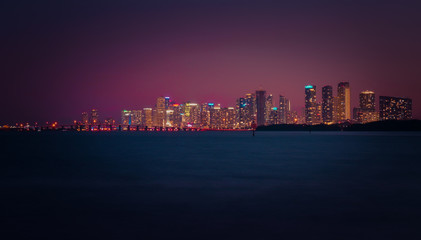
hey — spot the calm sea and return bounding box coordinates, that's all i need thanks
[1,131,421,239]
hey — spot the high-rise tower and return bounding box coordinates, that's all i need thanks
[305,85,316,125]
[156,97,166,127]
[337,82,351,121]
[360,91,375,111]
[322,86,333,123]
[265,94,273,125]
[255,90,267,126]
[278,95,289,124]
[356,90,378,123]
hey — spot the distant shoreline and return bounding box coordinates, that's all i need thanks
[1,120,420,132]
[256,120,421,131]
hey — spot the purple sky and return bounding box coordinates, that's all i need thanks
[2,0,421,124]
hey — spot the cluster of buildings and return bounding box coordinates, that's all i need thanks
[119,98,237,129]
[304,83,412,125]
[80,83,413,129]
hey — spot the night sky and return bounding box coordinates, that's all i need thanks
[2,0,421,124]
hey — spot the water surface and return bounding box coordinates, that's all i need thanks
[1,131,421,239]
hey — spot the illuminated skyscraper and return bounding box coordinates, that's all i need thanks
[218,107,236,129]
[305,85,316,125]
[210,105,222,129]
[278,95,289,124]
[355,90,378,123]
[256,90,266,126]
[142,108,153,127]
[332,96,340,123]
[360,91,376,111]
[165,110,174,127]
[171,104,183,128]
[337,82,351,121]
[236,98,246,128]
[322,85,333,123]
[121,110,132,125]
[379,96,412,120]
[165,97,170,110]
[200,103,210,128]
[245,93,256,126]
[90,109,99,124]
[225,107,236,129]
[131,110,142,125]
[236,94,256,128]
[156,97,166,127]
[268,107,278,125]
[186,103,200,127]
[265,94,273,125]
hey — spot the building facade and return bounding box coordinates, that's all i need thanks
[337,82,351,121]
[278,95,289,124]
[379,96,412,120]
[265,94,273,125]
[256,90,266,126]
[305,85,316,125]
[155,97,166,127]
[322,85,333,123]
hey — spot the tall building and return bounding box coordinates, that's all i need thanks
[156,97,166,127]
[210,105,222,129]
[200,103,211,128]
[171,104,183,128]
[322,85,333,123]
[236,94,257,128]
[165,97,170,110]
[332,96,340,123]
[285,99,291,124]
[186,103,200,127]
[265,94,273,125]
[142,108,153,127]
[220,107,236,129]
[245,93,256,127]
[304,85,316,125]
[256,90,266,126]
[131,110,142,125]
[165,110,174,127]
[121,110,132,125]
[337,82,351,121]
[268,107,278,125]
[236,98,247,129]
[90,109,99,124]
[360,91,376,111]
[354,90,378,123]
[278,95,289,124]
[379,96,412,120]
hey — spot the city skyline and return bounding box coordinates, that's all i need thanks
[71,83,413,130]
[1,83,415,126]
[2,0,421,123]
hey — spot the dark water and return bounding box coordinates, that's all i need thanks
[1,131,421,239]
